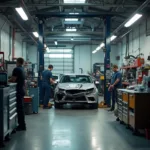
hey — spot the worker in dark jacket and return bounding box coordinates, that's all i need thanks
[9,58,26,131]
[41,65,54,109]
[108,65,122,111]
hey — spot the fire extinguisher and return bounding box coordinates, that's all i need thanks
[137,69,142,83]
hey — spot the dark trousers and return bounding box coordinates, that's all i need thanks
[111,88,118,109]
[16,93,26,128]
[42,82,51,106]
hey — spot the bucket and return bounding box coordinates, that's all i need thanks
[145,129,150,140]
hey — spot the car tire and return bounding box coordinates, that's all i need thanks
[54,102,61,109]
[92,102,98,109]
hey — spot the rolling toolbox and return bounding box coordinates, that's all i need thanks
[29,88,39,113]
[8,83,17,134]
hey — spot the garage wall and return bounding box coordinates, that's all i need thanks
[74,45,118,73]
[27,45,38,64]
[0,16,27,61]
[113,17,150,67]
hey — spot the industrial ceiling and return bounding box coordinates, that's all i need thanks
[0,0,149,46]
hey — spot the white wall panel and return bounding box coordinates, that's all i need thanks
[112,19,150,68]
[0,16,27,61]
[27,45,38,63]
[74,45,118,73]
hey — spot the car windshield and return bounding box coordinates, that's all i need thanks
[60,75,92,83]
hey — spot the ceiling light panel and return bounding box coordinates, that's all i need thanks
[64,0,85,3]
[66,28,77,32]
[15,7,28,21]
[124,14,142,27]
[65,18,78,21]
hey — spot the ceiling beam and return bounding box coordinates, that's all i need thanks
[0,3,150,8]
[36,12,126,18]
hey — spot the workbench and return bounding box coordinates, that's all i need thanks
[117,89,150,135]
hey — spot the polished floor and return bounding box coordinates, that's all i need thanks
[3,106,150,150]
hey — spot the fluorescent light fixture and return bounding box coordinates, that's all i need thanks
[66,28,77,32]
[49,54,72,58]
[15,7,28,21]
[92,42,105,54]
[33,32,39,38]
[69,13,79,15]
[65,18,78,21]
[46,47,50,52]
[96,46,100,51]
[54,41,58,45]
[92,50,97,54]
[64,0,85,3]
[100,43,105,47]
[111,35,117,41]
[124,14,142,27]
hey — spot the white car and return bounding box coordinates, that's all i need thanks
[54,74,98,109]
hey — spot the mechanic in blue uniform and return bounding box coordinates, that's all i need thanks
[41,65,54,109]
[108,65,122,111]
[9,58,26,131]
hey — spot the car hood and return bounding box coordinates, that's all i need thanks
[58,83,95,90]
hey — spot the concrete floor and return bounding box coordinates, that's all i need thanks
[3,107,150,150]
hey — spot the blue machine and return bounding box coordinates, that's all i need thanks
[37,14,111,107]
[29,87,39,113]
[38,20,44,105]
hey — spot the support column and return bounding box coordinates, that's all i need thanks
[104,16,111,107]
[38,20,44,104]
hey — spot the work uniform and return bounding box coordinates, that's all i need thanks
[111,71,122,109]
[42,70,52,107]
[12,66,26,129]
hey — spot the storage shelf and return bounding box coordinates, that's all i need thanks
[121,65,138,69]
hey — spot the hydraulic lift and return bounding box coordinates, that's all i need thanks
[37,14,111,106]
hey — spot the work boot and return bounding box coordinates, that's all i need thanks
[43,105,52,109]
[16,125,26,131]
[108,107,114,111]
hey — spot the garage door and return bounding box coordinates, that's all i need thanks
[44,48,74,74]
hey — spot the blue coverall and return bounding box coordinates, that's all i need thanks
[111,71,122,109]
[42,70,52,107]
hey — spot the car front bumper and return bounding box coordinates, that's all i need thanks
[54,91,98,104]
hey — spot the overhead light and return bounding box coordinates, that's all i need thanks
[92,42,105,54]
[15,7,28,21]
[124,14,142,27]
[111,35,117,41]
[54,41,58,45]
[64,0,85,3]
[71,37,74,41]
[46,47,50,52]
[33,32,39,38]
[96,46,100,51]
[69,13,79,15]
[92,50,97,54]
[65,18,78,21]
[66,28,77,32]
[100,43,105,47]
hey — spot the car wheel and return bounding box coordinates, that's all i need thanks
[92,102,98,109]
[54,102,61,109]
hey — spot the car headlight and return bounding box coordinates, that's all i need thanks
[86,88,96,95]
